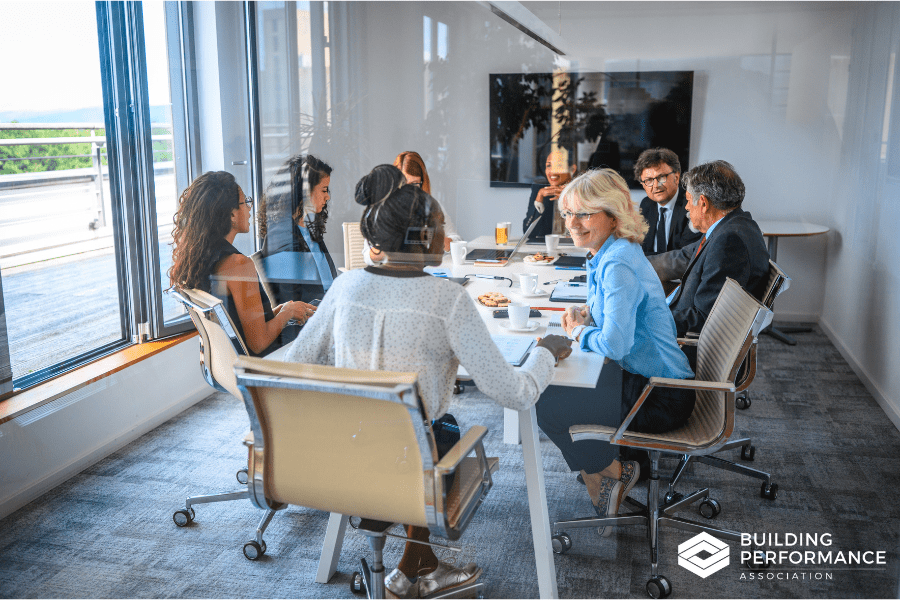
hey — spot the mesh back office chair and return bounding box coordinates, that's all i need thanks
[233,357,500,599]
[168,287,280,560]
[343,222,367,271]
[552,279,773,599]
[665,260,790,503]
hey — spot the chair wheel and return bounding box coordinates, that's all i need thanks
[236,468,249,484]
[698,497,721,519]
[576,472,585,485]
[760,481,778,500]
[350,571,365,595]
[663,491,683,507]
[551,532,572,555]
[646,575,672,598]
[243,540,266,560]
[172,507,195,527]
[736,392,751,410]
[741,445,756,461]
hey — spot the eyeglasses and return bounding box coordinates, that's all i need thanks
[640,172,674,187]
[240,196,254,208]
[560,210,597,221]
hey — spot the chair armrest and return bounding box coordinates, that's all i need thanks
[608,377,735,443]
[677,338,698,347]
[735,342,757,392]
[435,425,488,476]
[243,430,254,447]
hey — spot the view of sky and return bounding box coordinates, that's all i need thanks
[0,1,170,119]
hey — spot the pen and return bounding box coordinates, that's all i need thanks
[531,306,566,311]
[555,267,586,271]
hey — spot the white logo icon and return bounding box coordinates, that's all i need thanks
[678,532,730,578]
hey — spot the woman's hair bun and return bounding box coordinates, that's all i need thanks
[354,164,405,206]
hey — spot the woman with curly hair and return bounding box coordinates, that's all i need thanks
[536,168,695,533]
[169,171,315,356]
[258,154,337,305]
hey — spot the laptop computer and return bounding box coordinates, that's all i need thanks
[465,218,540,263]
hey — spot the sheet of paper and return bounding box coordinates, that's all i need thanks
[550,281,588,302]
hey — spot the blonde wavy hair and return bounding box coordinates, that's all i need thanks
[558,168,648,244]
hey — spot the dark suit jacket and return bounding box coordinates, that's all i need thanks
[649,208,769,338]
[640,188,703,256]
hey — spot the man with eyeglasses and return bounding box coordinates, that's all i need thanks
[648,160,769,361]
[634,148,702,257]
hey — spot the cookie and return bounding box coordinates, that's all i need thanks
[477,292,510,307]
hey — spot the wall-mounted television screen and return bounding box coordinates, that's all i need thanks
[489,71,693,189]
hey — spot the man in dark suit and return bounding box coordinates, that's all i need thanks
[635,148,702,256]
[649,160,770,341]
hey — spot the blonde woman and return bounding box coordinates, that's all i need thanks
[535,168,695,533]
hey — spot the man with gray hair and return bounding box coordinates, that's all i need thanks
[649,160,769,341]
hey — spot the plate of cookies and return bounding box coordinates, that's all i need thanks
[523,252,558,265]
[476,291,511,307]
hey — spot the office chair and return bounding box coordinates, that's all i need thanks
[552,279,773,599]
[665,260,790,504]
[233,357,499,599]
[342,221,367,271]
[168,287,279,560]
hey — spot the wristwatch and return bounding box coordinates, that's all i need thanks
[570,324,587,343]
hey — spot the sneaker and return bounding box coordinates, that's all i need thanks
[619,460,641,505]
[416,561,482,598]
[592,475,624,537]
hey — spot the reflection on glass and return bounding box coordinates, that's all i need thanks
[142,2,184,323]
[0,1,124,379]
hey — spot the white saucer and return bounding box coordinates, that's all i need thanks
[500,320,540,332]
[516,289,548,298]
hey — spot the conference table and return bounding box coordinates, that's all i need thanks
[269,235,612,599]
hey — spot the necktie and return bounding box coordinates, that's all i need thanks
[694,235,707,257]
[656,207,667,253]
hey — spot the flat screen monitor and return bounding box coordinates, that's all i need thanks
[489,70,693,189]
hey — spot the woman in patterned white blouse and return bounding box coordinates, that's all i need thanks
[287,177,572,599]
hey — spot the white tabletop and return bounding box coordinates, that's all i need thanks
[756,220,830,237]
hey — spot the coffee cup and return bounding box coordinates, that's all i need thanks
[545,234,560,254]
[508,302,530,329]
[450,241,467,265]
[518,272,539,295]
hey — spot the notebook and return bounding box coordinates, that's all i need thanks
[491,335,537,367]
[549,282,588,302]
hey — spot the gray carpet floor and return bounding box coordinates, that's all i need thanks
[1,325,899,598]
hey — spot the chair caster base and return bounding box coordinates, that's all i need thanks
[698,497,721,519]
[646,575,672,598]
[350,571,365,595]
[172,507,195,527]
[551,532,572,554]
[243,539,266,560]
[760,481,779,500]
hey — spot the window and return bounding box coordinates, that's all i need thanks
[0,1,195,394]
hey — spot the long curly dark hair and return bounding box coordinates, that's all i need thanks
[169,171,240,290]
[258,154,332,244]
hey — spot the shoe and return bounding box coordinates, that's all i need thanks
[416,561,482,598]
[619,460,640,504]
[592,475,623,538]
[385,568,418,599]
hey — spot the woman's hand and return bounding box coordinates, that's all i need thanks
[535,184,564,204]
[536,335,573,362]
[279,300,317,326]
[561,305,588,336]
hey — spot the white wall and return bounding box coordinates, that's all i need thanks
[0,341,209,519]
